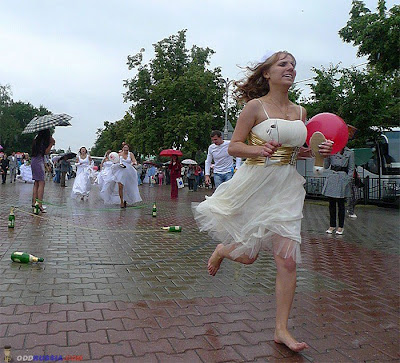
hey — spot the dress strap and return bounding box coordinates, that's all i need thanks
[256,99,270,119]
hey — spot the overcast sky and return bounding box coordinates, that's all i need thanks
[0,0,394,154]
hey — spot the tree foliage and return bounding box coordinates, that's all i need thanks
[0,84,50,154]
[122,30,225,159]
[305,0,399,147]
[90,114,134,156]
[339,0,400,75]
[304,64,399,147]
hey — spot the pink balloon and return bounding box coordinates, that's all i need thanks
[306,113,349,154]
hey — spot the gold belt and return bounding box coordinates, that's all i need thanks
[244,131,299,166]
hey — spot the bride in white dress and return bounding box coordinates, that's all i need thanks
[17,154,34,183]
[71,147,93,200]
[101,144,142,207]
[193,51,333,352]
[97,150,113,191]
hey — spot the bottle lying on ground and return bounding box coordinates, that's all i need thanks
[11,251,44,263]
[162,226,182,232]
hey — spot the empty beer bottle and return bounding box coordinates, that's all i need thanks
[8,207,15,228]
[33,200,40,215]
[11,251,44,263]
[162,226,182,232]
[152,202,157,217]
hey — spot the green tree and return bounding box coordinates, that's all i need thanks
[304,64,399,147]
[123,30,225,159]
[0,84,50,153]
[339,0,400,75]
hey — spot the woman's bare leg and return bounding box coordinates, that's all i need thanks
[208,243,257,276]
[274,254,309,352]
[37,181,45,208]
[118,183,124,207]
[32,181,39,206]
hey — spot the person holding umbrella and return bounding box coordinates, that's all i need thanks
[168,154,182,199]
[31,129,55,212]
[161,149,183,199]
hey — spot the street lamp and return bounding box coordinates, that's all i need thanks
[222,77,234,140]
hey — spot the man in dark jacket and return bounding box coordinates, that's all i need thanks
[1,154,9,184]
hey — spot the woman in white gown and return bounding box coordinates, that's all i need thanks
[101,144,142,207]
[193,51,333,352]
[71,147,93,200]
[17,154,34,183]
[97,150,113,191]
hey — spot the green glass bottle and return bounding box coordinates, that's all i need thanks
[162,226,182,232]
[152,202,157,217]
[8,207,15,228]
[33,200,40,215]
[11,251,44,263]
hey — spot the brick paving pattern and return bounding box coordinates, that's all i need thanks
[0,180,399,362]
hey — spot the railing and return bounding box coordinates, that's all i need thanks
[303,176,400,206]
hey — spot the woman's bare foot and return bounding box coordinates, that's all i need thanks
[207,244,224,276]
[274,329,309,352]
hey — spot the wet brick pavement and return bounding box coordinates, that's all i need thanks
[0,179,399,362]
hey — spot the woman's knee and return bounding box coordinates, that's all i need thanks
[241,255,258,265]
[276,255,296,273]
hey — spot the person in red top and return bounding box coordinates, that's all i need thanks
[193,164,202,191]
[168,155,182,199]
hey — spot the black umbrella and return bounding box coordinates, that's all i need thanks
[60,152,77,160]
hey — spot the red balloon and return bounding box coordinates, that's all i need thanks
[306,113,349,154]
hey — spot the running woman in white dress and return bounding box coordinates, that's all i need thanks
[71,147,93,200]
[112,144,142,208]
[193,51,333,352]
[97,150,112,191]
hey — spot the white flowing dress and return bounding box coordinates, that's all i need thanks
[71,156,92,198]
[17,161,34,183]
[101,154,142,205]
[97,160,113,191]
[193,109,307,263]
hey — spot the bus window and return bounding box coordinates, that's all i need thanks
[382,131,400,175]
[366,147,379,174]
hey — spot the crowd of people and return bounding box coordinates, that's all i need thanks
[1,50,367,353]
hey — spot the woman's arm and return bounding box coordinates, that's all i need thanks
[228,100,280,159]
[347,150,355,177]
[130,152,137,165]
[44,137,55,155]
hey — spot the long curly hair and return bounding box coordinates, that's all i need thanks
[234,51,296,103]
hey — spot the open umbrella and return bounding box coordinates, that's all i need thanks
[22,114,72,134]
[143,160,157,165]
[60,152,77,160]
[181,159,197,165]
[159,149,183,157]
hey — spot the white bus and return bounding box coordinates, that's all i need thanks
[297,127,400,204]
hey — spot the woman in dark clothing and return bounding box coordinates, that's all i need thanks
[31,129,55,212]
[322,146,355,235]
[168,155,182,199]
[1,154,9,184]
